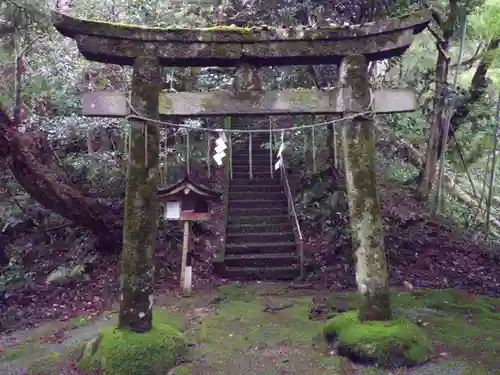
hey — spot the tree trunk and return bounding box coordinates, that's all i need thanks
[417,0,458,199]
[13,31,23,125]
[417,43,450,199]
[340,55,391,322]
[118,57,161,333]
[375,123,500,233]
[434,39,500,161]
[0,108,123,249]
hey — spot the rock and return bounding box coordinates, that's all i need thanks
[263,300,294,314]
[309,297,352,320]
[45,264,87,285]
[85,335,102,357]
[323,310,432,368]
[78,322,187,375]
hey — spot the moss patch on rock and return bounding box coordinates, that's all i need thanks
[323,310,432,368]
[78,312,187,375]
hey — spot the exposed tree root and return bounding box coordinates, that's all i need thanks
[0,107,122,251]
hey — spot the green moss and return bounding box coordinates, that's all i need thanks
[153,307,186,331]
[193,294,342,372]
[168,363,194,374]
[78,312,187,375]
[86,19,270,32]
[323,310,432,367]
[53,9,430,45]
[419,289,496,315]
[0,345,25,362]
[26,344,85,375]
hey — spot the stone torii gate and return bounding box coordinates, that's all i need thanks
[52,10,431,331]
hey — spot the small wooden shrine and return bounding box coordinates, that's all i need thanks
[158,175,222,222]
[158,176,222,295]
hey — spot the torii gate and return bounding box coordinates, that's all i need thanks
[51,10,431,332]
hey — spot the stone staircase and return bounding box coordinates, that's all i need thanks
[220,134,301,280]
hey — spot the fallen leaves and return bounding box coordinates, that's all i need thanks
[308,184,500,298]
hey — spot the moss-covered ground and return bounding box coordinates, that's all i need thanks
[2,283,499,374]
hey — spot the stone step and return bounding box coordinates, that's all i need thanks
[228,206,288,217]
[228,191,285,201]
[233,148,272,156]
[227,199,287,209]
[224,253,298,267]
[225,241,296,255]
[232,150,270,156]
[232,164,273,172]
[229,184,284,193]
[228,214,289,225]
[226,231,295,244]
[231,168,276,176]
[227,223,294,234]
[233,139,269,146]
[232,145,269,152]
[231,160,272,168]
[229,178,282,186]
[232,171,276,179]
[232,154,271,163]
[222,265,300,280]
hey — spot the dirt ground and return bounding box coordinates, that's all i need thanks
[0,282,498,375]
[1,182,499,335]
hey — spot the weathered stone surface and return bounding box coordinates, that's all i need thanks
[118,57,161,333]
[340,55,391,321]
[157,88,416,116]
[51,10,431,67]
[81,91,129,117]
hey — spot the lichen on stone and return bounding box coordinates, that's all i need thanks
[119,56,161,333]
[52,9,430,43]
[52,10,431,67]
[340,54,390,321]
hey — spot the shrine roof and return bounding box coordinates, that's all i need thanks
[157,176,222,200]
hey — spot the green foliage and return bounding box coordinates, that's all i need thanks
[0,261,33,294]
[469,0,500,39]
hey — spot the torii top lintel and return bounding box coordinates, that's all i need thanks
[51,10,430,67]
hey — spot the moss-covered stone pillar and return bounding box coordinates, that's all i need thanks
[118,56,161,333]
[339,55,391,322]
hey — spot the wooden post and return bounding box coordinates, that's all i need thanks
[333,121,338,169]
[311,119,317,174]
[118,56,161,333]
[225,117,233,180]
[207,133,211,179]
[304,132,308,164]
[249,132,253,179]
[269,119,273,178]
[180,220,190,295]
[340,54,391,322]
[186,130,190,176]
[164,128,168,187]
